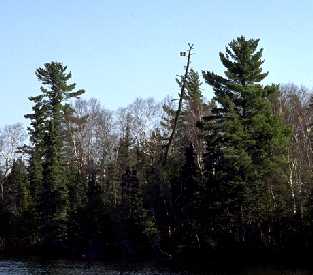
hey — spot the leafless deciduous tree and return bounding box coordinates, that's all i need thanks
[0,123,27,199]
[275,84,313,218]
[67,98,117,174]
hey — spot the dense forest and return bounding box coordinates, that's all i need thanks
[0,36,312,267]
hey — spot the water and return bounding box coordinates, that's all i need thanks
[0,259,175,275]
[0,258,312,274]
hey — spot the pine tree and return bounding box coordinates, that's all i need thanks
[26,62,85,251]
[202,36,290,247]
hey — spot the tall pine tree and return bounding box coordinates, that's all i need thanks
[202,36,290,248]
[26,62,85,251]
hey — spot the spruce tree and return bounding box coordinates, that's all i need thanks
[24,94,47,244]
[25,95,47,204]
[6,159,30,215]
[173,144,202,252]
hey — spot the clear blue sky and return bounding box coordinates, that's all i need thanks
[1,0,313,126]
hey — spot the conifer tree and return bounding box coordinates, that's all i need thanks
[202,36,290,246]
[6,159,30,215]
[24,94,48,244]
[25,95,46,206]
[172,144,202,251]
[26,62,85,251]
[183,69,210,172]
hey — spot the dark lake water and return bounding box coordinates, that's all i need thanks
[0,259,176,274]
[0,258,312,274]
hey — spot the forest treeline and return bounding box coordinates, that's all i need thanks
[0,36,313,265]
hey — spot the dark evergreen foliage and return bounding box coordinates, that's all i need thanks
[1,37,312,269]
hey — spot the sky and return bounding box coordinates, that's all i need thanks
[1,0,313,126]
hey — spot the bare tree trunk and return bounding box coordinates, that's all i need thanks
[163,43,194,164]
